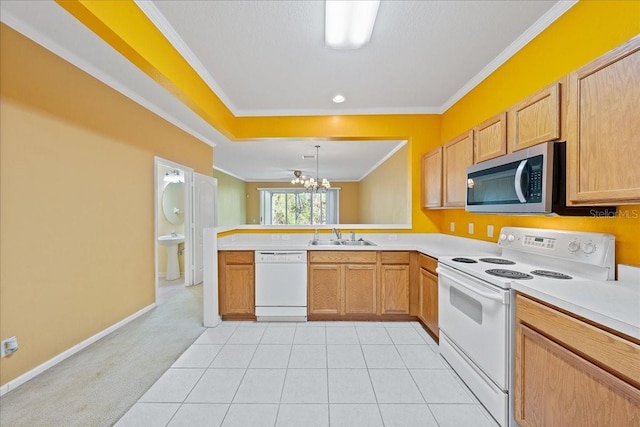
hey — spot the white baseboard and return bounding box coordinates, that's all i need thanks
[0,303,156,397]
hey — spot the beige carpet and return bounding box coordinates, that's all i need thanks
[0,284,204,427]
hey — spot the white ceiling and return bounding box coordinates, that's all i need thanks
[0,0,575,182]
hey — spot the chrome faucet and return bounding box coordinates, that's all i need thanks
[332,228,342,240]
[351,231,356,241]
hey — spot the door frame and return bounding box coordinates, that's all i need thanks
[154,156,194,303]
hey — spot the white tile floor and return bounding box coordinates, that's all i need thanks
[116,321,498,427]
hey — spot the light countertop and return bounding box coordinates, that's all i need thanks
[216,229,639,339]
[217,232,500,259]
[512,272,640,340]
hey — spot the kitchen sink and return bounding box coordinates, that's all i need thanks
[309,239,376,246]
[309,240,343,246]
[341,240,376,246]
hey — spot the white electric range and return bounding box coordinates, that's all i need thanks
[436,227,615,427]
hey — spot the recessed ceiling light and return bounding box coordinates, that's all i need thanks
[332,94,346,103]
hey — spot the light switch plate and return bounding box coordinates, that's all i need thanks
[487,225,494,238]
[450,222,455,232]
[468,223,474,234]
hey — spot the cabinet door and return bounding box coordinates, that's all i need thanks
[515,323,640,426]
[443,131,474,207]
[566,36,640,205]
[474,112,507,163]
[308,264,341,315]
[421,147,443,208]
[419,268,439,339]
[222,265,254,315]
[380,265,410,314]
[508,82,561,152]
[344,264,377,314]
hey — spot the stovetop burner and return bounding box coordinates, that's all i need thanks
[530,270,573,280]
[452,257,478,263]
[480,257,516,265]
[485,269,534,280]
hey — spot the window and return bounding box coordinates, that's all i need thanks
[260,188,339,225]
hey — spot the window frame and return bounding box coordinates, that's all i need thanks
[259,187,340,225]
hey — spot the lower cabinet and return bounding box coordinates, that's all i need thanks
[308,251,377,316]
[344,264,377,314]
[308,264,341,315]
[218,251,255,318]
[514,294,640,426]
[418,254,439,339]
[380,252,411,315]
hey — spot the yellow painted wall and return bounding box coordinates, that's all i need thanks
[61,0,637,261]
[0,25,212,385]
[212,169,247,226]
[439,1,640,266]
[245,181,362,224]
[360,145,410,224]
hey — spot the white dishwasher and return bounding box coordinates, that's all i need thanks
[254,251,308,322]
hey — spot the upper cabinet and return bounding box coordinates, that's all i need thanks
[421,147,443,208]
[508,81,562,153]
[443,131,474,208]
[566,36,640,206]
[474,112,507,163]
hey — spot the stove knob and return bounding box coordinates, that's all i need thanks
[500,233,507,241]
[582,242,596,254]
[568,240,580,253]
[507,234,515,242]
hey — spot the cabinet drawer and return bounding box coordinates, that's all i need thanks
[516,294,640,388]
[222,251,254,265]
[419,254,437,273]
[309,251,377,264]
[381,251,410,264]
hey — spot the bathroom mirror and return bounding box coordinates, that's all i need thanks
[162,182,185,225]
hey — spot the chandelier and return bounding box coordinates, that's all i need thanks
[294,145,331,193]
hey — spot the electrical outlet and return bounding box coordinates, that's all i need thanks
[1,336,18,358]
[388,234,398,241]
[450,222,455,232]
[487,225,494,238]
[281,235,291,240]
[271,234,281,240]
[468,223,474,234]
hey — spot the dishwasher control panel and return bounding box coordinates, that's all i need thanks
[255,251,307,263]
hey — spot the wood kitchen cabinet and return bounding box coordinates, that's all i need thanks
[514,294,640,426]
[379,252,411,315]
[508,81,562,153]
[218,251,255,318]
[565,36,640,205]
[443,130,474,207]
[474,111,507,163]
[421,147,443,208]
[308,251,377,316]
[418,254,438,340]
[344,264,377,314]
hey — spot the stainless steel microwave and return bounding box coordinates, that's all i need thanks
[465,142,615,215]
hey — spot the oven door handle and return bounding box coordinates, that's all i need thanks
[514,159,528,203]
[437,270,507,304]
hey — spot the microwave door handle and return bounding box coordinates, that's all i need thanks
[514,160,528,203]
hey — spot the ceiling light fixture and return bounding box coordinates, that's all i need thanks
[325,0,380,49]
[332,94,346,103]
[291,170,306,184]
[163,169,184,183]
[296,145,331,193]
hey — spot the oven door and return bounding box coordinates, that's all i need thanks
[437,263,509,390]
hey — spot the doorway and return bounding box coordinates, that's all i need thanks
[155,157,193,303]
